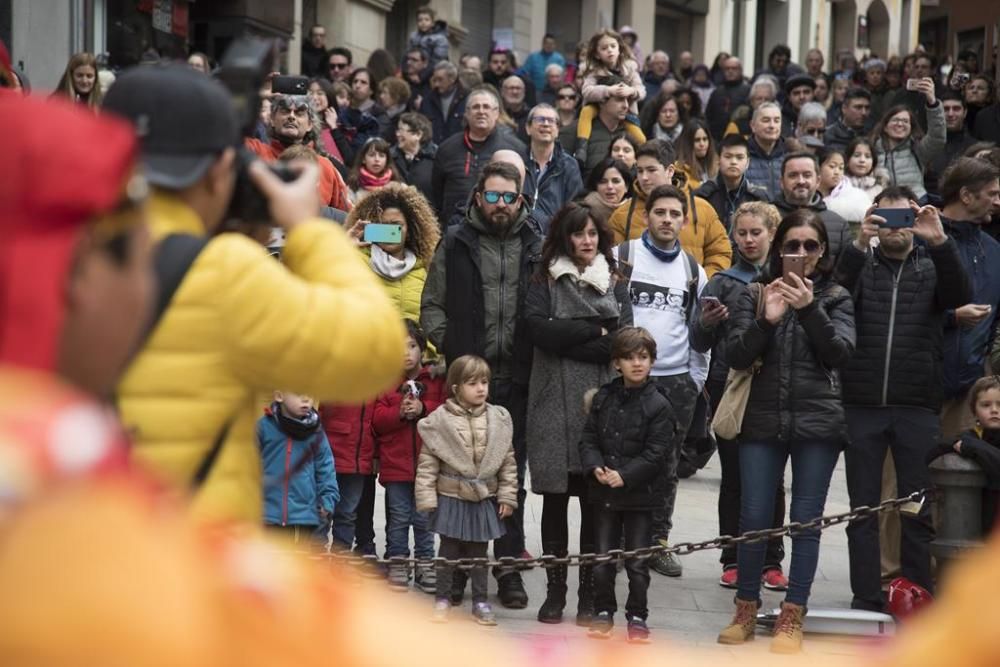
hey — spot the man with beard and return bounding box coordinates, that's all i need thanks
[772,152,852,261]
[245,94,352,211]
[431,86,526,223]
[421,161,542,610]
[836,186,970,613]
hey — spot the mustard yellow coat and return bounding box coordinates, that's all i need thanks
[608,182,733,277]
[117,193,405,523]
[359,246,426,323]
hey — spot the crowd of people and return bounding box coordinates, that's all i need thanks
[3,7,1000,657]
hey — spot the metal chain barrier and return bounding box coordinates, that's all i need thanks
[313,489,932,573]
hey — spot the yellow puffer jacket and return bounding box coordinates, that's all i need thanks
[117,193,405,523]
[359,246,426,323]
[608,182,732,277]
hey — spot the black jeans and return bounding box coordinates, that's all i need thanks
[845,406,937,608]
[593,507,652,620]
[540,474,595,558]
[650,373,700,543]
[490,379,527,574]
[354,473,377,555]
[437,536,489,603]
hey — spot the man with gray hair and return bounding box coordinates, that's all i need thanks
[795,101,829,148]
[644,50,673,101]
[420,60,467,144]
[727,75,778,137]
[431,86,526,222]
[745,100,787,198]
[522,103,583,235]
[539,63,565,106]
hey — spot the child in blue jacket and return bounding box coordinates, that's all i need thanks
[258,390,340,548]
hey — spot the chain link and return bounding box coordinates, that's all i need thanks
[313,489,932,573]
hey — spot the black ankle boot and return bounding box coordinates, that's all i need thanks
[537,564,568,624]
[576,564,595,626]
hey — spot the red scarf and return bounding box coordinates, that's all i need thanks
[359,167,393,190]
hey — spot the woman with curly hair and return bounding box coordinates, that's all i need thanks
[52,52,102,109]
[344,183,441,323]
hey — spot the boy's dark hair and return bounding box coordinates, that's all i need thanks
[844,87,872,103]
[719,133,750,152]
[595,74,628,88]
[416,5,435,19]
[941,157,1000,206]
[611,327,657,361]
[328,47,353,65]
[874,185,918,205]
[969,376,1000,415]
[646,184,688,216]
[781,151,820,177]
[635,138,676,167]
[405,319,427,353]
[939,89,965,107]
[475,160,522,195]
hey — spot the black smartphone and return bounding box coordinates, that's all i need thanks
[782,254,805,285]
[272,75,309,95]
[878,208,915,229]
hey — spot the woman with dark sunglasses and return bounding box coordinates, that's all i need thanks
[717,209,855,654]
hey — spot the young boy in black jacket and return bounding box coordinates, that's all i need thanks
[579,327,677,643]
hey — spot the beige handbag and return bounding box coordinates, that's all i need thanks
[711,284,765,441]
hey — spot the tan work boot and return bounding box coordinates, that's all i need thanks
[770,602,806,654]
[717,598,759,644]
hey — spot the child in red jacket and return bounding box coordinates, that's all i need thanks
[373,320,446,592]
[321,397,376,555]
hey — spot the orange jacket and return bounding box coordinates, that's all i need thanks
[244,137,352,212]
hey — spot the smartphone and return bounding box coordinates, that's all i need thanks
[699,296,722,309]
[953,72,971,87]
[878,208,915,229]
[272,75,309,95]
[782,254,806,285]
[906,78,921,91]
[363,223,403,244]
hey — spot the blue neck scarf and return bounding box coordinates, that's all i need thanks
[641,230,682,262]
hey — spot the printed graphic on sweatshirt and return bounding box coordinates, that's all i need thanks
[629,280,690,315]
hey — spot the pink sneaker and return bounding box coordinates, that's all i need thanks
[762,569,789,591]
[719,568,738,589]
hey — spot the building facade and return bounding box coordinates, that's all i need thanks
[919,0,1000,78]
[3,0,926,92]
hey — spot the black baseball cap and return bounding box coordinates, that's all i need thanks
[103,64,239,189]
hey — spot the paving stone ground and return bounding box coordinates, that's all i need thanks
[370,453,891,657]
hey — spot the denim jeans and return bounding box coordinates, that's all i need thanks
[592,507,653,620]
[489,379,527,574]
[845,407,937,608]
[384,481,435,559]
[650,373,700,543]
[737,439,841,606]
[331,473,369,550]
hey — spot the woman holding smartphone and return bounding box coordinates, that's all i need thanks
[717,209,856,655]
[689,202,788,592]
[871,77,945,200]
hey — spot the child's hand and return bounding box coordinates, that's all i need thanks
[604,469,624,488]
[498,503,513,519]
[401,395,422,420]
[953,439,963,454]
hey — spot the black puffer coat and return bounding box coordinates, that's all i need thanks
[689,257,760,388]
[578,378,675,511]
[727,276,856,444]
[836,239,971,411]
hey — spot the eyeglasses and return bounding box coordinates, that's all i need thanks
[329,62,349,70]
[888,117,911,126]
[557,94,578,100]
[531,116,558,125]
[781,239,823,255]
[482,190,519,205]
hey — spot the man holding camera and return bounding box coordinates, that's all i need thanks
[104,65,404,523]
[245,90,352,212]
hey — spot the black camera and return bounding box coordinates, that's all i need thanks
[215,37,300,224]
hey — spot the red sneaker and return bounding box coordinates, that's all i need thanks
[762,569,789,591]
[719,568,738,589]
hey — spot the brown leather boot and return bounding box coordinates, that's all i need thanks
[770,602,805,654]
[717,598,759,644]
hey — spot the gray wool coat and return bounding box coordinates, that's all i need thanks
[524,255,633,494]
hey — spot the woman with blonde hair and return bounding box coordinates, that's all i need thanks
[52,52,102,109]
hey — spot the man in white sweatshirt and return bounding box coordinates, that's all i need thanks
[616,183,710,577]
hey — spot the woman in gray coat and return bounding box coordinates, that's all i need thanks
[524,201,633,626]
[871,78,945,200]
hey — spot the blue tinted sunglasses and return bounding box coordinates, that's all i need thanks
[482,190,519,205]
